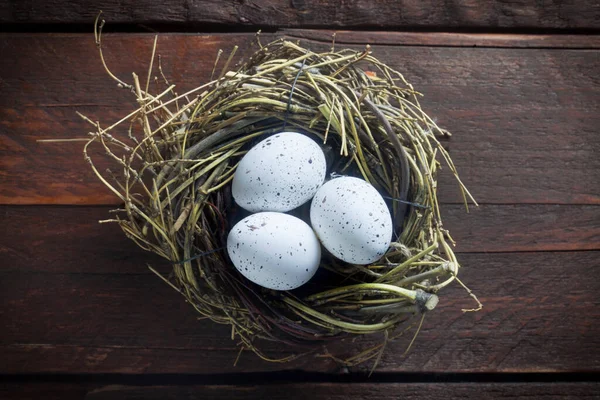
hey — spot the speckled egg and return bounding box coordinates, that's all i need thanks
[232,132,326,212]
[226,212,321,290]
[310,176,393,265]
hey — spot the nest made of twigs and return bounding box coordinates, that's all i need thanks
[82,24,480,367]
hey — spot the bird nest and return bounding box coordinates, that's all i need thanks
[82,22,480,368]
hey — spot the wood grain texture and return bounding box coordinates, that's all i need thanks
[1,1,599,30]
[82,383,600,400]
[0,9,598,397]
[284,29,600,48]
[2,204,600,276]
[1,33,599,205]
[1,206,599,374]
[2,382,600,400]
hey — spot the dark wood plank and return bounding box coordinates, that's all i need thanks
[2,204,599,276]
[1,255,597,374]
[1,1,599,30]
[2,382,600,400]
[0,206,165,274]
[284,29,600,48]
[0,271,339,373]
[82,383,600,400]
[445,204,600,253]
[0,33,259,205]
[1,204,598,373]
[1,33,598,205]
[0,343,337,374]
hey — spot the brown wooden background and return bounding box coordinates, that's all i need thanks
[1,1,599,399]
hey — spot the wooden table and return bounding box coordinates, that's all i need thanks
[1,1,599,398]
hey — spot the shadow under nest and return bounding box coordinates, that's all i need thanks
[83,31,479,368]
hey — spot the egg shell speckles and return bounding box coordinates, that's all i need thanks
[227,212,322,291]
[232,132,326,212]
[310,177,393,265]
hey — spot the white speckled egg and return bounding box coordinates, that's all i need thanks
[227,212,321,290]
[310,177,393,265]
[232,132,326,212]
